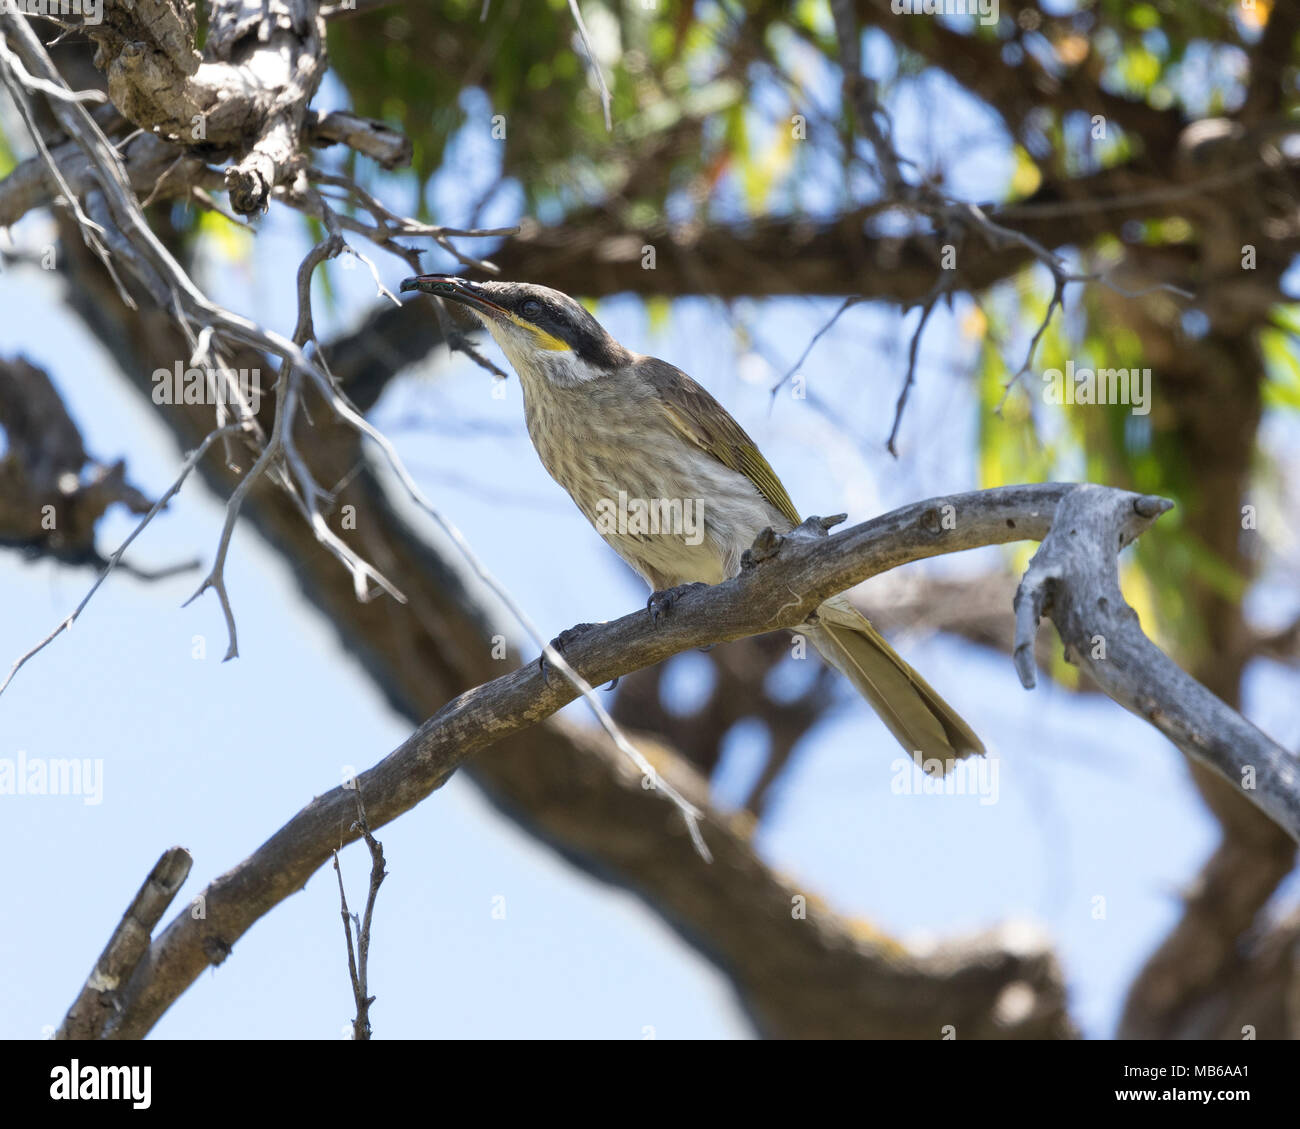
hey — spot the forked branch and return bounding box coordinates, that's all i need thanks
[79,482,1298,1039]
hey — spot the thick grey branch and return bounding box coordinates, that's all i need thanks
[1014,484,1300,841]
[91,481,1295,1039]
[87,0,328,215]
[57,847,192,1040]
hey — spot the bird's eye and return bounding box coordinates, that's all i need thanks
[521,299,543,318]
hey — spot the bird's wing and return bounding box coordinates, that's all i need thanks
[639,358,801,527]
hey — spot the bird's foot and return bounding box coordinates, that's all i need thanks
[539,623,619,690]
[647,582,709,626]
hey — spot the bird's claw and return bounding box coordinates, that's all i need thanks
[647,582,709,626]
[539,623,619,690]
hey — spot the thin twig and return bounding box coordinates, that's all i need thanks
[567,0,613,132]
[886,288,943,456]
[0,426,245,698]
[769,296,863,400]
[332,790,386,1041]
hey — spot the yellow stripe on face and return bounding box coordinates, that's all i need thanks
[505,311,571,352]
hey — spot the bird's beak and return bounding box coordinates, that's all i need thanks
[399,274,506,320]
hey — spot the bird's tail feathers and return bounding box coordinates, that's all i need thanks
[805,594,984,773]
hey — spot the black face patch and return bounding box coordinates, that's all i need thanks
[482,283,629,367]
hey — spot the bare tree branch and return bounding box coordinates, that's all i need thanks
[57,847,193,1040]
[0,423,243,697]
[331,791,386,1042]
[1014,486,1300,861]
[0,356,153,559]
[84,0,327,216]
[81,482,1296,1039]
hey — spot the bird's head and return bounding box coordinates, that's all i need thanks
[400,275,630,387]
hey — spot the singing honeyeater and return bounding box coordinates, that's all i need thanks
[400,274,984,764]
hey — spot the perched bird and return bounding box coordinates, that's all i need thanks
[400,274,984,765]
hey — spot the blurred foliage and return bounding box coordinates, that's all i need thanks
[330,0,724,213]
